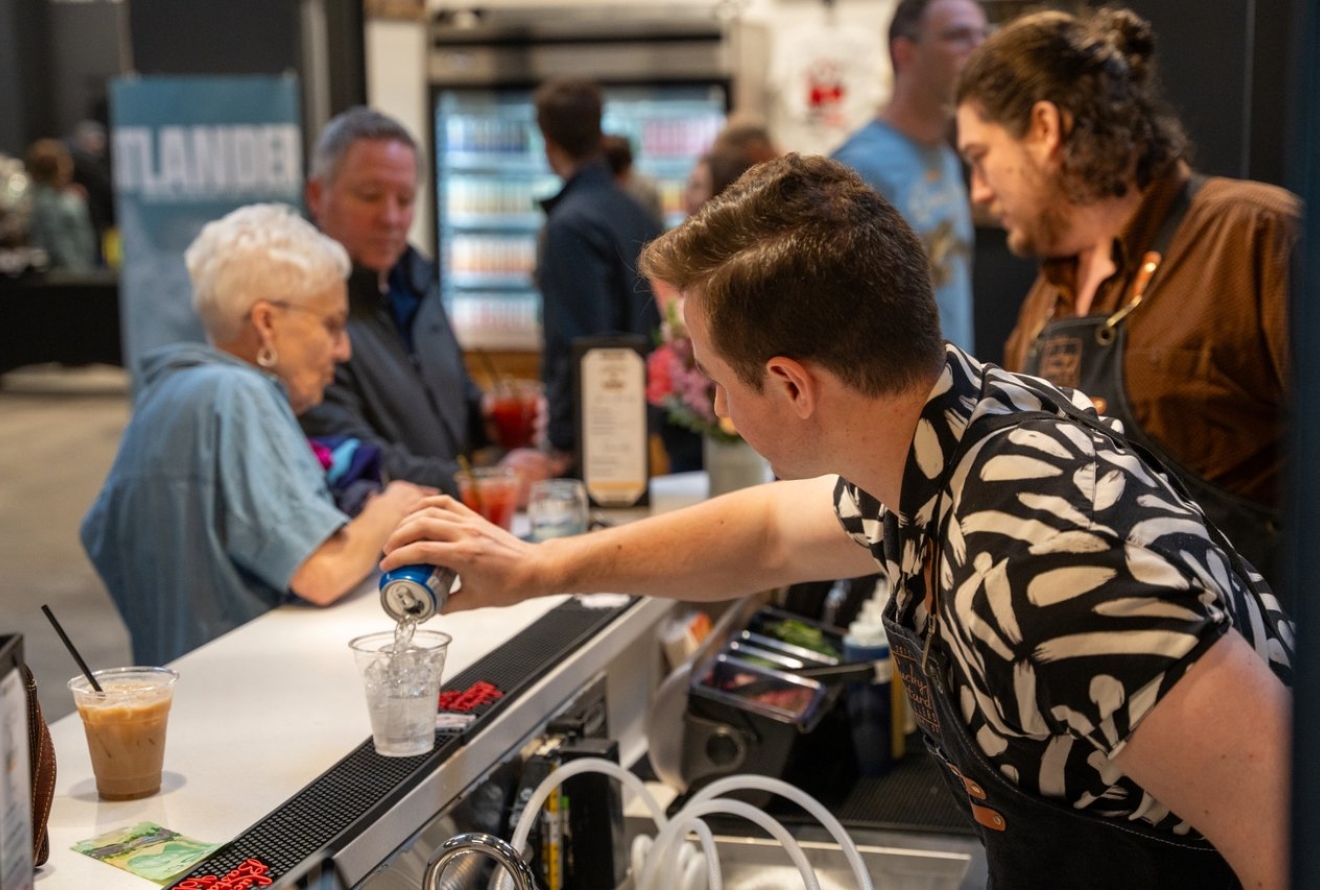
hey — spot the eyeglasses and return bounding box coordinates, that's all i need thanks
[934,24,987,49]
[268,300,348,340]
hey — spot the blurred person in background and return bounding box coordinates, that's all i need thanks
[300,107,563,497]
[832,0,987,353]
[81,204,434,665]
[24,138,98,272]
[957,6,1298,593]
[651,142,763,475]
[712,117,781,165]
[602,132,665,229]
[533,78,664,470]
[681,144,760,218]
[65,118,115,263]
[0,153,28,249]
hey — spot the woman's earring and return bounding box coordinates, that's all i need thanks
[257,346,278,368]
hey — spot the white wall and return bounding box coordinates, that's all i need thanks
[365,17,433,253]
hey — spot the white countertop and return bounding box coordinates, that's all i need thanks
[37,589,567,889]
[35,473,709,889]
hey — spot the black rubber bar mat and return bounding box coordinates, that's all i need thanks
[168,597,636,889]
[828,748,976,835]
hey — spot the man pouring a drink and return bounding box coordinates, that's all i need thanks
[383,153,1295,889]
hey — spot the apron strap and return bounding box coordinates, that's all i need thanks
[1099,173,1206,335]
[1031,172,1207,352]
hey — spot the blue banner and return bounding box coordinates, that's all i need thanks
[109,75,302,384]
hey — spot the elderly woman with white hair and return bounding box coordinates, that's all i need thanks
[81,203,433,665]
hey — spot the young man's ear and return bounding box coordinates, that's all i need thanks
[890,35,917,76]
[1027,100,1066,162]
[766,357,816,418]
[305,178,323,222]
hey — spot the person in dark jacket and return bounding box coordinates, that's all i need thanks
[301,107,564,496]
[533,80,665,467]
[602,132,665,229]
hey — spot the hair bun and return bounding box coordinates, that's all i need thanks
[1095,7,1156,81]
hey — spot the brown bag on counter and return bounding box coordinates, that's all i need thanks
[23,664,56,867]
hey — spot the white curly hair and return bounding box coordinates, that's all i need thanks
[185,203,350,343]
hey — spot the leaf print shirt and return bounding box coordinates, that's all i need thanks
[834,345,1294,832]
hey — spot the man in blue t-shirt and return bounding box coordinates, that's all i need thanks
[831,0,987,351]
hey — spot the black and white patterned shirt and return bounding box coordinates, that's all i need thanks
[835,346,1294,833]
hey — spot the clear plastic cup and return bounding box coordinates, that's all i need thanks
[349,629,451,757]
[68,666,179,800]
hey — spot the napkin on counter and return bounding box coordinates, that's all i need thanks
[72,821,221,883]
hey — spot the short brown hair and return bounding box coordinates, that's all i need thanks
[534,79,603,161]
[712,121,779,165]
[601,133,634,176]
[311,106,420,184]
[889,0,935,45]
[25,139,71,187]
[640,154,944,396]
[704,145,757,200]
[956,6,1189,201]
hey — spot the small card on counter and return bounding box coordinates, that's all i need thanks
[72,821,221,883]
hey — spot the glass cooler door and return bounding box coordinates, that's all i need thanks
[433,84,728,352]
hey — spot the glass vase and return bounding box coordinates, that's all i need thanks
[703,436,772,497]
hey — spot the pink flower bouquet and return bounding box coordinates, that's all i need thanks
[646,299,740,443]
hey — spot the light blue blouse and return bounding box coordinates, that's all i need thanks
[81,343,347,664]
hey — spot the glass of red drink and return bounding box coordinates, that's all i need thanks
[457,466,520,530]
[486,379,542,450]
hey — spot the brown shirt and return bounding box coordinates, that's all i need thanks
[1002,167,1299,506]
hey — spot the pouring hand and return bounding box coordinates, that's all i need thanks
[381,495,552,612]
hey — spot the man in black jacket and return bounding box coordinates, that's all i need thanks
[301,107,562,495]
[533,80,664,467]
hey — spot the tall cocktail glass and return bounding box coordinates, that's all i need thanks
[457,466,520,530]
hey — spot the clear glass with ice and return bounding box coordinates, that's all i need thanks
[527,479,590,541]
[349,629,451,757]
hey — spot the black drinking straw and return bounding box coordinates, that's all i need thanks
[41,604,103,692]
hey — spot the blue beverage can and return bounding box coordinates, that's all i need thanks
[379,564,457,623]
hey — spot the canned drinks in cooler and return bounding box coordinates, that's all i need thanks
[379,565,457,623]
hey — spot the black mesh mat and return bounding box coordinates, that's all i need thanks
[829,747,975,834]
[168,597,635,889]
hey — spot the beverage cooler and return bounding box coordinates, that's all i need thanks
[428,5,733,353]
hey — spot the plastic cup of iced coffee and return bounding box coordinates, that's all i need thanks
[350,629,451,757]
[68,666,179,800]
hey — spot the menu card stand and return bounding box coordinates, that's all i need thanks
[573,335,650,509]
[0,635,33,890]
